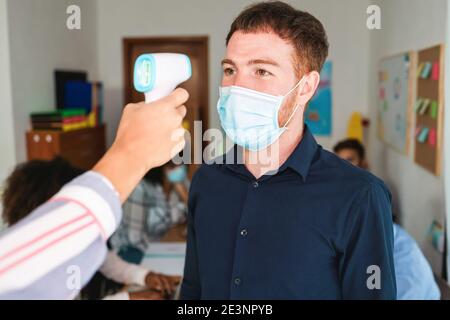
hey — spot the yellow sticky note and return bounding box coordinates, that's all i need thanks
[417,62,425,77]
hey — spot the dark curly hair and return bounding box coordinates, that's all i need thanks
[2,157,85,226]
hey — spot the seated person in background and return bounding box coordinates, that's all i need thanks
[333,138,440,300]
[1,157,180,300]
[110,161,189,257]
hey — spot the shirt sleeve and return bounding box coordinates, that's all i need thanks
[339,181,397,299]
[180,173,201,300]
[0,171,122,299]
[99,251,148,286]
[393,224,440,300]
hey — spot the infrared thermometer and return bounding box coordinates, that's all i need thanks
[133,53,192,103]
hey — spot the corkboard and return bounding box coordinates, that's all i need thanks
[414,44,445,176]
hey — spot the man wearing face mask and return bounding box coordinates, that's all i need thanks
[181,1,396,300]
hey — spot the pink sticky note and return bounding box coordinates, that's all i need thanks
[415,125,422,137]
[379,87,385,99]
[428,128,437,147]
[431,62,440,80]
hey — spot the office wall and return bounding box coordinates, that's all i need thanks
[96,0,372,148]
[368,0,448,274]
[6,0,99,163]
[0,0,15,230]
[0,0,16,183]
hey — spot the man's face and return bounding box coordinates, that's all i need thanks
[221,31,301,127]
[335,148,362,168]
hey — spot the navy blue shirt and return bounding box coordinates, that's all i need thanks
[180,126,396,299]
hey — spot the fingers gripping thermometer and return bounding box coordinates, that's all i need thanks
[133,53,192,103]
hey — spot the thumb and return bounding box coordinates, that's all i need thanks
[153,88,189,110]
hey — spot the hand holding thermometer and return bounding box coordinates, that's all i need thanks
[133,53,192,103]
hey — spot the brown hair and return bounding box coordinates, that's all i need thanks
[2,157,85,226]
[226,1,329,77]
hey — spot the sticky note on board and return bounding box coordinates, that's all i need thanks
[418,127,429,143]
[379,87,385,100]
[419,99,430,115]
[415,125,422,137]
[421,62,433,79]
[414,99,423,112]
[426,220,444,253]
[417,63,425,77]
[431,101,438,119]
[428,128,437,147]
[431,62,440,80]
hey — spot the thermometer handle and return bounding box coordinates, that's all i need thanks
[144,86,176,103]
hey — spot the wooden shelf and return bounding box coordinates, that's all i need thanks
[26,125,106,170]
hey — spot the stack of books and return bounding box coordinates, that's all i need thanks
[64,81,103,128]
[30,109,88,132]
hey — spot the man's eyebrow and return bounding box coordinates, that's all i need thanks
[248,59,280,67]
[221,59,236,66]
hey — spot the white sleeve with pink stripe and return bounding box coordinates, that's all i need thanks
[0,171,122,299]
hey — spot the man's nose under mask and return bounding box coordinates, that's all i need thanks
[217,77,306,151]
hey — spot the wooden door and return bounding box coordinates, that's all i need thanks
[123,36,209,178]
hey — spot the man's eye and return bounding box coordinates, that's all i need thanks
[256,69,271,77]
[223,68,235,76]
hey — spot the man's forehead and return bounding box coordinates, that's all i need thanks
[225,31,295,66]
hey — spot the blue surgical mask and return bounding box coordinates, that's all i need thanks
[166,165,187,183]
[217,78,305,151]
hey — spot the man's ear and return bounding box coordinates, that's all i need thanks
[297,71,320,107]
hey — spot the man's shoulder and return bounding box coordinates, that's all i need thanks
[316,148,390,195]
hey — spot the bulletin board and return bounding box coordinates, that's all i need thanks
[377,52,415,155]
[414,44,445,176]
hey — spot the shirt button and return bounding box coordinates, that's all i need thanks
[252,181,259,188]
[240,229,248,237]
[234,277,242,286]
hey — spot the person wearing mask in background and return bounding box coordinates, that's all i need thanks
[1,157,181,300]
[110,162,189,261]
[0,88,189,299]
[334,138,440,300]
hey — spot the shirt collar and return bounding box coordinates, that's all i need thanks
[278,125,319,181]
[223,125,319,181]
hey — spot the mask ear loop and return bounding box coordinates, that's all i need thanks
[282,77,308,130]
[283,76,305,97]
[283,103,302,130]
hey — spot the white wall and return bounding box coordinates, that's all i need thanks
[96,0,372,149]
[368,0,448,274]
[0,0,16,230]
[0,0,16,179]
[7,0,99,163]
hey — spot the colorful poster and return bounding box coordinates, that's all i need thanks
[305,61,332,136]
